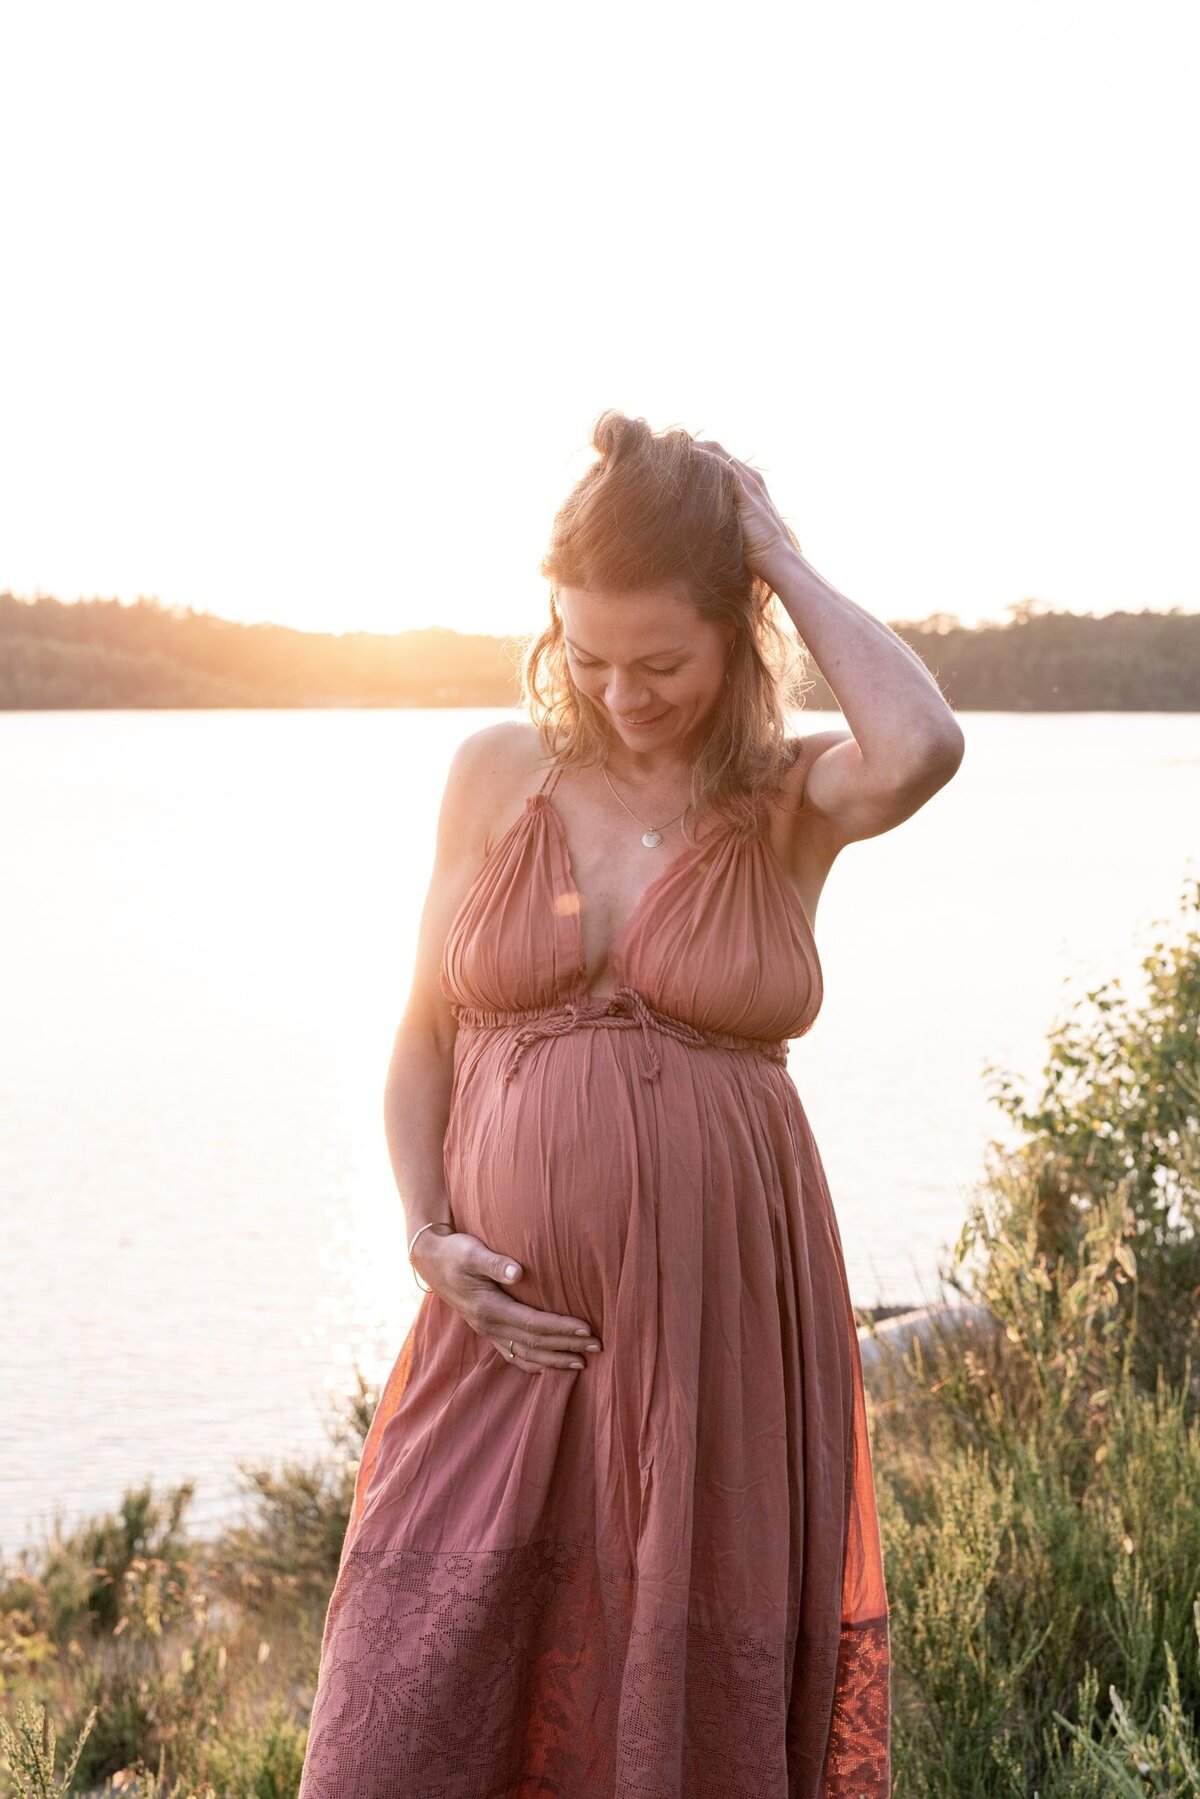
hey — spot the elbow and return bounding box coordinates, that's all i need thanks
[936,721,966,771]
[916,720,965,781]
[891,723,965,803]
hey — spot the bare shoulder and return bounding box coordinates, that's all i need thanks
[760,731,857,924]
[767,729,857,849]
[446,714,539,776]
[775,729,856,811]
[441,718,546,852]
[398,720,545,1048]
[766,721,964,925]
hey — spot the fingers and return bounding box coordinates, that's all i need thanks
[487,1297,604,1376]
[697,438,767,493]
[455,1233,603,1374]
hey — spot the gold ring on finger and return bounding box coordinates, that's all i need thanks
[507,1338,517,1360]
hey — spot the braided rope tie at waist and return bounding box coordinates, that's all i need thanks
[451,984,789,1085]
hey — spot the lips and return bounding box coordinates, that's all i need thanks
[620,711,666,726]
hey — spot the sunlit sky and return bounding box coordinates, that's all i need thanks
[1,0,1196,639]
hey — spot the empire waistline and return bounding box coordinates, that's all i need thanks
[449,984,790,1085]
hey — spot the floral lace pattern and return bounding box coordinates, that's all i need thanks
[298,1538,890,1798]
[820,1615,891,1796]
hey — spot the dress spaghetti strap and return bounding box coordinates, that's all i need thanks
[536,757,565,798]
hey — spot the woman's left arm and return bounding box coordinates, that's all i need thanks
[766,540,965,782]
[701,441,966,832]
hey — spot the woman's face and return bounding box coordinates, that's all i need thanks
[556,581,735,755]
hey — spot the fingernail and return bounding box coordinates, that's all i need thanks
[569,1360,585,1369]
[505,1264,519,1279]
[574,1328,591,1337]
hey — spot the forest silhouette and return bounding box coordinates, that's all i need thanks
[1,591,1197,710]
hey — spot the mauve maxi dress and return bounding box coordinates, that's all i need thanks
[297,753,892,1798]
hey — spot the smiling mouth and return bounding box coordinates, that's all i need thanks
[620,711,667,726]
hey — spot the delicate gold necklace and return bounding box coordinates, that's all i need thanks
[601,764,689,849]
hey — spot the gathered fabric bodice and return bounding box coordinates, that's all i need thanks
[439,761,823,1079]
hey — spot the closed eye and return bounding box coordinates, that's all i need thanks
[571,656,683,676]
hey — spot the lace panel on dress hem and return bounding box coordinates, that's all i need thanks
[298,1537,890,1799]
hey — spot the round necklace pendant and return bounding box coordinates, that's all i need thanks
[642,828,663,848]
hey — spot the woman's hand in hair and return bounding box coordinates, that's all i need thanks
[697,438,801,588]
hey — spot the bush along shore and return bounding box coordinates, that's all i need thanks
[2,875,1199,1797]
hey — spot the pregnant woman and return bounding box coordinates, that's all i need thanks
[297,411,964,1797]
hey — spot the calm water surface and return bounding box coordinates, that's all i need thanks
[1,708,1197,1554]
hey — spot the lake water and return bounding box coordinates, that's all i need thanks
[1,708,1197,1556]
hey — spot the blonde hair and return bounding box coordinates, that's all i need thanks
[516,409,813,843]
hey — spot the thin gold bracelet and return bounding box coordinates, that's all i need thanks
[408,1219,455,1293]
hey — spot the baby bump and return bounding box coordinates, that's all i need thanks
[443,1026,661,1322]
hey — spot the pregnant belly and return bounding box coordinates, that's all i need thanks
[443,1027,675,1323]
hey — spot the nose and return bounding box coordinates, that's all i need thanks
[605,672,654,714]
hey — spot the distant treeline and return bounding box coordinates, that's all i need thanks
[1,591,1198,710]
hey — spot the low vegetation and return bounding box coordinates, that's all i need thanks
[869,872,1200,1793]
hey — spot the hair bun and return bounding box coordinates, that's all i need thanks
[590,409,651,461]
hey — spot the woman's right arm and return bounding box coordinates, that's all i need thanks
[383,725,602,1375]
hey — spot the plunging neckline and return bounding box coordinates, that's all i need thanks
[528,788,820,1002]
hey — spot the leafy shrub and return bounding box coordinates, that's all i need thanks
[875,876,1200,1795]
[978,873,1200,1396]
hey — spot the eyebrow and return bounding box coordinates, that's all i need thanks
[564,638,689,660]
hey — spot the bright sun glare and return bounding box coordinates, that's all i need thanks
[0,0,1196,637]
